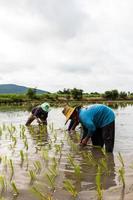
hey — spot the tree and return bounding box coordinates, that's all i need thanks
[26,88,36,99]
[63,88,71,94]
[57,88,71,94]
[71,88,83,100]
[119,91,127,99]
[90,92,100,97]
[111,90,119,100]
[103,91,113,99]
[103,90,119,100]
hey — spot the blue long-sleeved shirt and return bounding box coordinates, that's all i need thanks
[79,104,115,136]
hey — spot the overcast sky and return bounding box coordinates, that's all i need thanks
[0,0,133,92]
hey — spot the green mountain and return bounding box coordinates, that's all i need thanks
[0,84,48,94]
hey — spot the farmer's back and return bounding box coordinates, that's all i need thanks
[79,104,115,129]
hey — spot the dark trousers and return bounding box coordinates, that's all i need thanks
[82,121,115,153]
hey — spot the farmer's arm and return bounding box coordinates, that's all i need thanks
[68,119,79,131]
[34,115,42,124]
[33,109,42,124]
[80,121,96,145]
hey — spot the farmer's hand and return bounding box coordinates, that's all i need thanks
[68,129,76,135]
[37,119,41,125]
[80,136,90,146]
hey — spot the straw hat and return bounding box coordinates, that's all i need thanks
[41,102,50,112]
[62,105,76,124]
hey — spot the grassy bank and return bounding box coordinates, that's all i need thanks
[0,93,133,109]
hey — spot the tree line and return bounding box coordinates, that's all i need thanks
[0,88,133,106]
[26,88,133,100]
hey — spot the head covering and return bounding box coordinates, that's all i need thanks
[62,105,76,124]
[41,102,50,112]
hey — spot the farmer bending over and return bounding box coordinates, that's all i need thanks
[62,104,115,153]
[25,102,50,126]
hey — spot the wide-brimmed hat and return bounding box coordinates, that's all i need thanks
[41,102,50,112]
[62,105,76,124]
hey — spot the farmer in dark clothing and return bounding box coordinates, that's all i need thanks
[25,102,50,126]
[62,104,115,153]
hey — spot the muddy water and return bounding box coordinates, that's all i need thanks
[0,105,133,199]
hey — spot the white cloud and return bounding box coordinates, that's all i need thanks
[0,0,133,92]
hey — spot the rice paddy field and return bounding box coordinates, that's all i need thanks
[0,104,133,200]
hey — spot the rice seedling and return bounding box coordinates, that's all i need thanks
[67,154,81,180]
[11,136,17,148]
[20,150,24,166]
[2,124,6,131]
[11,124,16,131]
[21,130,26,140]
[96,165,103,200]
[31,186,53,200]
[20,125,26,139]
[67,154,75,167]
[35,146,40,153]
[117,152,125,188]
[49,123,54,133]
[53,131,57,142]
[9,159,14,181]
[29,170,36,184]
[67,138,78,152]
[25,152,29,171]
[21,125,26,132]
[0,197,5,200]
[101,148,107,158]
[99,158,109,175]
[118,167,125,188]
[54,144,62,155]
[0,128,3,137]
[51,157,58,169]
[23,138,28,151]
[48,164,58,177]
[73,163,81,180]
[0,176,7,197]
[42,149,49,162]
[51,122,54,133]
[82,152,97,167]
[63,179,78,198]
[75,132,81,142]
[7,125,16,137]
[45,172,56,191]
[33,160,42,174]
[2,156,8,172]
[11,181,19,196]
[64,130,68,138]
[28,126,35,135]
[60,140,64,147]
[117,152,124,168]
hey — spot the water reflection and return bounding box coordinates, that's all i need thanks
[120,188,125,200]
[64,134,116,192]
[26,125,48,147]
[105,102,133,109]
[0,105,131,200]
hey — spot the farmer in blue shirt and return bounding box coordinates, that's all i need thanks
[62,104,115,153]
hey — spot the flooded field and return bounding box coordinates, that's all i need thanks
[0,104,133,199]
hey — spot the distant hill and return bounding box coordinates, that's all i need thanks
[0,84,48,94]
